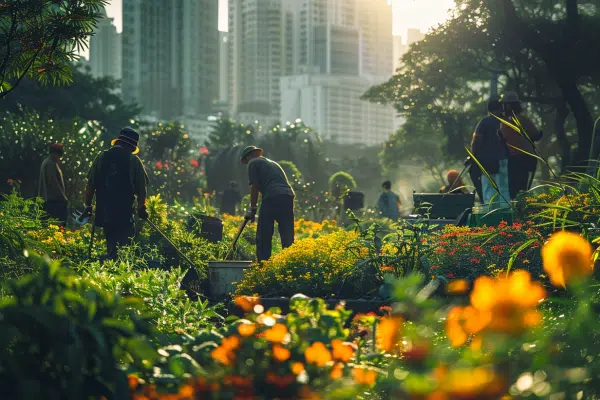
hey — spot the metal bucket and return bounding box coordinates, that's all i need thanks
[208,260,252,299]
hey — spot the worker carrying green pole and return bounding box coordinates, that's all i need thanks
[239,146,295,261]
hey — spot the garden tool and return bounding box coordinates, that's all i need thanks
[72,208,96,259]
[444,162,471,195]
[145,218,207,301]
[225,218,249,260]
[145,219,197,269]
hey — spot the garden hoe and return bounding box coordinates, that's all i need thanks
[225,218,249,261]
[144,219,207,300]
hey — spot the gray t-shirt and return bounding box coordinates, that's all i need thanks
[248,157,295,200]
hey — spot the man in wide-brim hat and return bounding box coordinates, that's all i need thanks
[84,127,149,260]
[240,145,295,261]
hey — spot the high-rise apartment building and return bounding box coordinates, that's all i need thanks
[392,35,407,72]
[358,0,393,79]
[122,0,219,120]
[89,8,122,81]
[228,0,291,126]
[219,31,229,103]
[407,28,425,45]
[281,0,394,145]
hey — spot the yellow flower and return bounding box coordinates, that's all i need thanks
[272,344,291,362]
[305,342,332,366]
[376,316,403,353]
[542,231,593,287]
[264,323,288,343]
[352,367,377,386]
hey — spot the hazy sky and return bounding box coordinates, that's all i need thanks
[103,0,454,38]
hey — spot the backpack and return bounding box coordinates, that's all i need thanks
[95,147,135,226]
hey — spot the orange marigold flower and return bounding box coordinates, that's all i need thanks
[305,342,332,366]
[542,231,593,287]
[352,367,377,386]
[439,367,507,400]
[221,335,241,350]
[128,375,140,390]
[330,362,343,380]
[234,296,260,313]
[264,323,288,343]
[237,322,256,337]
[376,315,403,352]
[331,339,354,362]
[178,383,194,398]
[446,279,469,294]
[273,344,291,362]
[470,271,545,334]
[291,362,305,375]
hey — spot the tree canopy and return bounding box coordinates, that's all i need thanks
[365,0,600,171]
[0,0,108,97]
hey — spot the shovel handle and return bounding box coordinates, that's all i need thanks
[226,219,249,260]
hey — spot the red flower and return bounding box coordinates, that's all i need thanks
[7,179,13,185]
[499,231,508,236]
[435,248,446,254]
[190,159,199,168]
[155,161,163,169]
[470,258,480,264]
[430,265,440,270]
[165,163,169,169]
[380,265,394,271]
[200,147,209,155]
[446,273,455,278]
[498,221,507,228]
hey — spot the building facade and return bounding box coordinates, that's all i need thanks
[89,7,122,81]
[228,0,291,126]
[122,0,219,120]
[281,74,394,145]
[280,0,395,146]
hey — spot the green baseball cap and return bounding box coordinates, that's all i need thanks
[240,145,263,161]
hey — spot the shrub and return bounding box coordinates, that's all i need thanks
[0,111,103,201]
[235,230,370,298]
[0,257,157,399]
[329,171,357,198]
[426,222,544,285]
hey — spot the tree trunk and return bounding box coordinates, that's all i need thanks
[554,102,571,172]
[559,80,593,166]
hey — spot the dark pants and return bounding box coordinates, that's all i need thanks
[257,195,295,261]
[468,166,484,203]
[44,200,68,227]
[508,156,536,199]
[103,223,135,260]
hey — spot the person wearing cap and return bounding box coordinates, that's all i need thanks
[499,92,542,198]
[84,127,149,260]
[38,143,68,226]
[240,145,295,261]
[439,170,468,194]
[471,98,510,207]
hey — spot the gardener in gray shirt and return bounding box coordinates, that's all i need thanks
[240,146,295,261]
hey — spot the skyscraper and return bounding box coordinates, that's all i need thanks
[219,31,229,103]
[407,28,425,45]
[228,0,288,126]
[122,0,219,120]
[358,0,393,79]
[89,7,122,81]
[280,0,395,145]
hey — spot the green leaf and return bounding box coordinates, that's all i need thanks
[505,239,537,276]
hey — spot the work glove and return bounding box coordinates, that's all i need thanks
[138,206,149,220]
[244,207,257,223]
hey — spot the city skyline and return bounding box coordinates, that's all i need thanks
[100,0,454,39]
